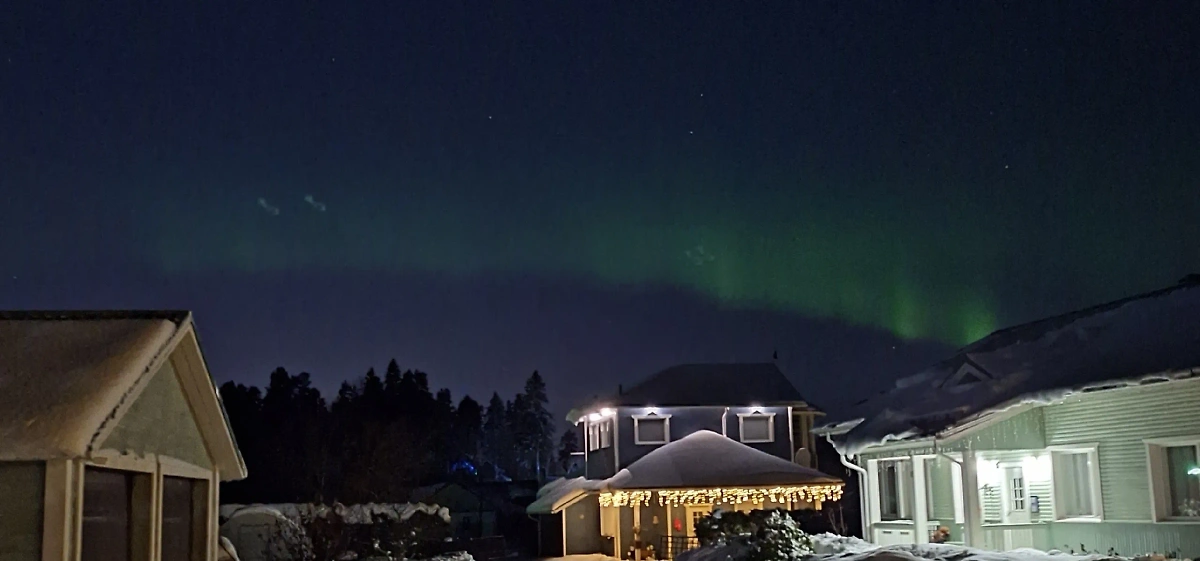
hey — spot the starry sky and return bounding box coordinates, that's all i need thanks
[3,2,1198,421]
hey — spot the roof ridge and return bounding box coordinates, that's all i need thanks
[0,310,191,323]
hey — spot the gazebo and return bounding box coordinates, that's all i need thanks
[595,431,842,559]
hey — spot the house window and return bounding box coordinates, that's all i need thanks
[162,476,206,561]
[587,418,613,451]
[1147,439,1200,520]
[878,459,918,521]
[1051,448,1101,519]
[81,468,135,561]
[738,412,775,443]
[1010,472,1026,511]
[633,414,671,445]
[1165,445,1200,517]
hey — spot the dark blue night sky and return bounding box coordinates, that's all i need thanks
[3,2,1197,420]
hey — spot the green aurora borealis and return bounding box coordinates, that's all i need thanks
[147,162,1195,346]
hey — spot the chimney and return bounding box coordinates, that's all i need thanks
[618,384,623,395]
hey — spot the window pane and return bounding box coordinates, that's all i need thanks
[1166,446,1200,517]
[162,477,196,561]
[637,418,667,443]
[1053,452,1095,517]
[741,417,771,442]
[879,460,915,521]
[82,468,133,561]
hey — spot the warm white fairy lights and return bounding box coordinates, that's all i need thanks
[599,490,654,507]
[599,485,842,508]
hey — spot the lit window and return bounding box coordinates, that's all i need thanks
[1051,448,1101,519]
[738,412,775,443]
[633,414,671,445]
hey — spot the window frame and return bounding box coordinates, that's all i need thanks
[1048,444,1104,522]
[737,412,776,444]
[1145,436,1200,522]
[877,458,913,521]
[587,418,614,451]
[632,414,672,445]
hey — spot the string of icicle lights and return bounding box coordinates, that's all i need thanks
[598,485,843,508]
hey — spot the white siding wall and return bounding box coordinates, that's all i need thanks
[1043,377,1200,522]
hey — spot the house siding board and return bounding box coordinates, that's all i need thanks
[941,408,1047,452]
[101,359,212,469]
[564,495,603,555]
[1048,522,1200,558]
[926,457,956,521]
[586,448,616,480]
[615,406,792,470]
[1044,377,1200,522]
[0,461,44,561]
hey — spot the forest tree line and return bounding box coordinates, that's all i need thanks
[219,360,580,504]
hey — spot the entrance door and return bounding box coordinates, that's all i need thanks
[684,505,710,536]
[1002,467,1030,524]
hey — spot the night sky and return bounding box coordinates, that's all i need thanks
[3,2,1198,421]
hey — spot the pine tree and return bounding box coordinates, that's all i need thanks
[522,371,554,480]
[482,393,512,480]
[557,427,580,474]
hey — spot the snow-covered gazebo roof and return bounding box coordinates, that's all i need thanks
[816,276,1200,456]
[528,431,843,514]
[0,310,247,479]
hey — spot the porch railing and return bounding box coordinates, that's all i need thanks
[659,536,701,560]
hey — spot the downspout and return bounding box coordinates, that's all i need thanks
[828,435,870,539]
[721,407,730,437]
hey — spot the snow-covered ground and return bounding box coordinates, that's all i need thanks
[677,534,1133,561]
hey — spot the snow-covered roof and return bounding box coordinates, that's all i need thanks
[0,311,247,479]
[607,430,841,489]
[817,278,1200,456]
[528,431,842,514]
[525,477,607,515]
[570,363,811,421]
[220,502,451,524]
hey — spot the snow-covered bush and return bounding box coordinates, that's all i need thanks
[694,509,813,561]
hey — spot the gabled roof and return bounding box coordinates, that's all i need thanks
[817,277,1200,455]
[571,362,811,420]
[607,430,841,489]
[0,310,248,480]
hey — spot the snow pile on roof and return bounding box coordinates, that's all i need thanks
[529,432,843,514]
[526,477,607,514]
[569,363,811,421]
[0,315,180,461]
[608,430,841,489]
[818,280,1200,455]
[220,502,451,524]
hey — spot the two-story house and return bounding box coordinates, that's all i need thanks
[527,363,844,559]
[814,276,1200,556]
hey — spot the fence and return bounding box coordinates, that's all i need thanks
[659,535,701,560]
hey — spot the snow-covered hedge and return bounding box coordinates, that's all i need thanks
[694,509,814,561]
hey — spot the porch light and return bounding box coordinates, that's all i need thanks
[1188,467,1200,476]
[588,413,603,422]
[600,407,615,417]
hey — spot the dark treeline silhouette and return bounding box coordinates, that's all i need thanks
[220,359,555,505]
